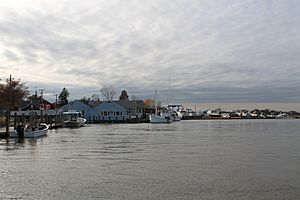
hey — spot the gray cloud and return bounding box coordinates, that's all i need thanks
[0,0,300,103]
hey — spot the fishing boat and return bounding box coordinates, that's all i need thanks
[10,123,49,138]
[166,105,183,121]
[149,90,173,123]
[170,111,183,122]
[62,110,86,128]
[150,112,173,123]
[166,80,182,122]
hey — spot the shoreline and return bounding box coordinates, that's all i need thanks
[182,102,300,113]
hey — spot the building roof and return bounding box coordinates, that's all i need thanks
[115,100,144,109]
[94,101,126,111]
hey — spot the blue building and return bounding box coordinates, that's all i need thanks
[94,101,128,122]
[60,100,129,123]
[60,100,91,120]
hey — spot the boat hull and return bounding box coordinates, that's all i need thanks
[10,124,49,138]
[63,118,86,128]
[150,114,172,123]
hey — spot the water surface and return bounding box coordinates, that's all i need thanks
[1,119,300,199]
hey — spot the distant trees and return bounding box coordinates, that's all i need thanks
[119,90,129,101]
[80,94,100,104]
[100,85,116,101]
[27,93,39,101]
[131,95,140,101]
[0,77,29,109]
[58,87,70,107]
[80,96,90,104]
[143,99,155,108]
[27,89,44,103]
[91,94,100,101]
[144,98,161,109]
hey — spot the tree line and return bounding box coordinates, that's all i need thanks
[0,77,143,111]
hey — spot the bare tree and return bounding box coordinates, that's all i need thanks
[131,95,140,101]
[80,96,90,104]
[100,85,116,101]
[91,94,100,101]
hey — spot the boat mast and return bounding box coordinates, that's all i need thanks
[168,79,171,106]
[154,89,158,115]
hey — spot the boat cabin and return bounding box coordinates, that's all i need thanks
[62,110,83,122]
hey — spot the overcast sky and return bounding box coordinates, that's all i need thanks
[1,0,300,103]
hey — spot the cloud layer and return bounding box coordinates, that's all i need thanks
[1,0,300,103]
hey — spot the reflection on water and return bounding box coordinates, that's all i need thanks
[0,137,40,151]
[0,120,300,199]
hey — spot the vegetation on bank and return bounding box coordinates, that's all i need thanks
[0,77,29,110]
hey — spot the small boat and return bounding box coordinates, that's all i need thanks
[150,112,173,123]
[62,110,86,128]
[10,123,49,138]
[150,90,173,123]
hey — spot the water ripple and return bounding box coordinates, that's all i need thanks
[1,120,300,199]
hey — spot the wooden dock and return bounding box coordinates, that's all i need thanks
[10,109,63,129]
[0,110,63,138]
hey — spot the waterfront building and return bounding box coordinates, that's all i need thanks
[60,100,143,123]
[60,100,91,120]
[94,101,128,122]
[116,100,144,119]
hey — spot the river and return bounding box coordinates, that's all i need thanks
[1,119,300,199]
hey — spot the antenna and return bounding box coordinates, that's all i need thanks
[39,88,44,98]
[168,78,171,107]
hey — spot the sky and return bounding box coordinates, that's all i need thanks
[0,0,300,104]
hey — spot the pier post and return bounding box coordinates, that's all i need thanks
[14,112,17,130]
[55,114,57,126]
[49,115,52,127]
[45,114,48,124]
[40,110,44,123]
[21,113,25,125]
[59,113,63,125]
[5,111,9,137]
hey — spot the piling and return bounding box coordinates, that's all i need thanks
[14,112,17,130]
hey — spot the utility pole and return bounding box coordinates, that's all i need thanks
[55,94,58,126]
[5,74,12,136]
[39,89,44,108]
[55,94,58,109]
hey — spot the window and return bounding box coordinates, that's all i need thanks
[101,111,108,116]
[116,111,122,116]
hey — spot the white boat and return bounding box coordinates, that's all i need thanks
[150,112,173,123]
[150,90,173,123]
[171,111,182,121]
[62,110,86,128]
[275,113,291,119]
[166,80,182,122]
[10,123,49,138]
[166,105,183,121]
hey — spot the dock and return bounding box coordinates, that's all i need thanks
[0,109,63,139]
